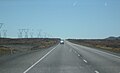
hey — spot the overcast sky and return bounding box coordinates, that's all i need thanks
[0,0,120,39]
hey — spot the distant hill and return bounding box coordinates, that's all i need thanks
[105,36,120,40]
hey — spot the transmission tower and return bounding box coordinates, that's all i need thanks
[23,29,29,38]
[3,30,7,38]
[30,29,34,38]
[43,32,47,38]
[18,29,24,38]
[37,29,42,38]
[0,23,3,38]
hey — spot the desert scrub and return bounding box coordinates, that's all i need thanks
[0,46,15,55]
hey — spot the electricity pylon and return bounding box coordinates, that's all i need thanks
[23,29,29,38]
[38,29,42,38]
[30,29,34,38]
[3,30,7,38]
[0,23,3,38]
[18,29,24,38]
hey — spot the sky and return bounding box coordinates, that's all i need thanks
[0,0,120,39]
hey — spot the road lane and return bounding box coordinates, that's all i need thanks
[23,45,58,73]
[67,41,120,73]
[27,43,94,73]
[0,45,58,73]
[1,41,120,73]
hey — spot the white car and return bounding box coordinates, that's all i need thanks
[60,40,64,44]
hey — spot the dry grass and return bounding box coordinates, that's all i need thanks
[0,46,14,55]
[68,39,120,53]
[0,38,60,55]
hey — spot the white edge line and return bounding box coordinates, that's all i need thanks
[23,45,58,73]
[95,70,99,73]
[68,41,120,59]
[79,44,120,59]
[78,54,80,56]
[83,59,88,63]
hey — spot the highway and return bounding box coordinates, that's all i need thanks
[0,41,120,73]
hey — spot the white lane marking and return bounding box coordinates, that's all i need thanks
[93,49,120,59]
[78,54,80,56]
[68,41,120,59]
[23,45,58,73]
[83,59,88,63]
[95,70,99,73]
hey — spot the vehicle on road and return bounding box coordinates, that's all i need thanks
[60,40,64,44]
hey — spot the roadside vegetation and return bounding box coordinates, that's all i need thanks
[67,39,120,53]
[0,38,60,56]
[0,46,15,55]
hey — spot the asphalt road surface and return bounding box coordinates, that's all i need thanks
[0,41,120,73]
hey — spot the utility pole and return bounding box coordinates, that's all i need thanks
[0,23,3,38]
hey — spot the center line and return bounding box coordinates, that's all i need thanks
[23,45,58,73]
[83,59,88,63]
[78,54,80,56]
[95,70,99,73]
